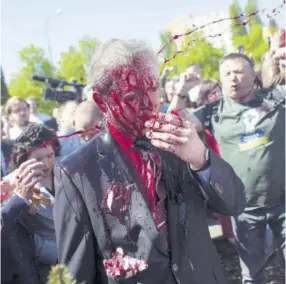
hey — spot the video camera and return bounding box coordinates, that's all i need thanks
[31,74,86,103]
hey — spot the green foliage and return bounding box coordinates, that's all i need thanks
[78,36,97,69]
[7,37,97,114]
[242,24,268,65]
[56,46,86,82]
[244,0,262,28]
[8,44,56,114]
[159,30,223,80]
[47,265,76,284]
[229,0,268,65]
[159,31,177,60]
[229,1,248,48]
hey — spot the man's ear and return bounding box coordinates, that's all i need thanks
[93,92,108,113]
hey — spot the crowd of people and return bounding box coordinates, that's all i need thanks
[0,29,285,284]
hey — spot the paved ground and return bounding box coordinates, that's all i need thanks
[208,219,285,284]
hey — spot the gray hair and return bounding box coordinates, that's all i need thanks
[88,39,158,95]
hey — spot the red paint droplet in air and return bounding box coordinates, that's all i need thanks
[242,22,247,26]
[173,35,179,40]
[272,8,276,13]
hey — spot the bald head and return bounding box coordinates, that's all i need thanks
[74,100,103,142]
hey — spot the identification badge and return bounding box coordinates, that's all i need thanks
[238,129,269,151]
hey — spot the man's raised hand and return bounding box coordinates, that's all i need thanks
[145,111,207,170]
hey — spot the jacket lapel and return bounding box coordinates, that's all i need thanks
[95,129,169,257]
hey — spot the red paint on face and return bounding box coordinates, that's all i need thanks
[93,61,159,137]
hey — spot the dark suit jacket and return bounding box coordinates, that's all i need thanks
[1,193,56,284]
[1,195,41,284]
[53,129,246,284]
[1,139,13,176]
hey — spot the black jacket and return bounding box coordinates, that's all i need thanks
[53,129,246,284]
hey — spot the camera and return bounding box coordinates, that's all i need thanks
[42,88,77,103]
[32,75,86,103]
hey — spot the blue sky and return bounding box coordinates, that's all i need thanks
[1,0,285,83]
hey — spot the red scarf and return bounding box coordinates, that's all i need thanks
[107,122,155,213]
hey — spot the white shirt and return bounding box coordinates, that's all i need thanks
[9,127,24,140]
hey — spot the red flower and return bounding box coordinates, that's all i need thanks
[104,247,148,277]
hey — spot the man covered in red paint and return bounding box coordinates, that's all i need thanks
[53,39,246,284]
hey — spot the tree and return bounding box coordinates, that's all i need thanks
[227,0,268,65]
[56,46,85,82]
[243,0,267,65]
[1,67,10,104]
[243,24,268,65]
[161,30,223,80]
[78,36,97,73]
[56,36,97,83]
[229,1,248,48]
[244,0,262,29]
[8,45,56,114]
[159,31,177,61]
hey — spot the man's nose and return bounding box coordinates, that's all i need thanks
[229,73,238,82]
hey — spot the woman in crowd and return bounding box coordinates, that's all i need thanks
[4,97,30,140]
[1,123,60,284]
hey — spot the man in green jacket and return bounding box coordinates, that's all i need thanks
[181,53,285,284]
